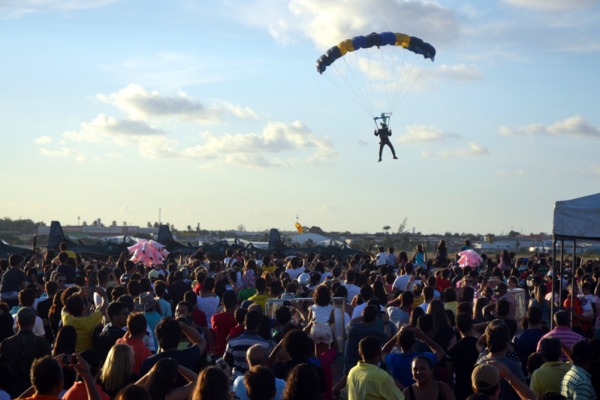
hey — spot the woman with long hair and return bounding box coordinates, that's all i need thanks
[99,343,136,399]
[52,325,77,395]
[402,355,455,400]
[115,385,149,400]
[136,358,197,400]
[191,366,231,400]
[427,299,456,351]
[434,240,448,267]
[282,363,320,400]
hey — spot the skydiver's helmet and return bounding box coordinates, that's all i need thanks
[298,273,311,288]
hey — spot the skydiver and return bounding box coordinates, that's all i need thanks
[374,114,397,162]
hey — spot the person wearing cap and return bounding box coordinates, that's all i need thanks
[0,306,51,397]
[471,362,536,400]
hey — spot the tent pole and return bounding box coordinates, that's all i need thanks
[551,237,557,329]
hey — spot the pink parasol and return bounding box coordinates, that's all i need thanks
[457,249,482,268]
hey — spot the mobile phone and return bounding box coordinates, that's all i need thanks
[63,354,76,365]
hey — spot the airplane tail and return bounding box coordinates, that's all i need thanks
[157,224,175,244]
[48,221,68,249]
[268,228,284,250]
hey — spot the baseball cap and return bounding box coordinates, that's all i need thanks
[471,364,500,392]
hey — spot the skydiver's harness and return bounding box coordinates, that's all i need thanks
[374,113,392,143]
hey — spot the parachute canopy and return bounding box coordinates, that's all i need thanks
[316,32,436,74]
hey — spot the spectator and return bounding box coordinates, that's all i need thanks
[402,355,455,400]
[211,290,238,357]
[537,311,584,361]
[561,340,596,400]
[136,357,197,400]
[345,305,389,373]
[233,344,285,400]
[99,343,137,399]
[530,338,571,398]
[447,312,480,400]
[139,318,207,379]
[282,363,321,400]
[244,365,277,400]
[346,336,404,400]
[62,349,111,400]
[62,288,107,353]
[95,301,128,360]
[190,366,230,400]
[116,312,152,375]
[0,306,51,397]
[224,311,275,378]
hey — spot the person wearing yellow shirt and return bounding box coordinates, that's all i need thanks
[62,286,108,353]
[347,336,404,400]
[247,277,272,314]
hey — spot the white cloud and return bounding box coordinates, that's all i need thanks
[34,135,52,145]
[97,84,258,124]
[231,0,461,49]
[398,125,461,143]
[501,0,598,11]
[180,121,336,167]
[40,147,85,162]
[48,115,334,168]
[421,142,489,158]
[499,115,600,138]
[62,114,164,145]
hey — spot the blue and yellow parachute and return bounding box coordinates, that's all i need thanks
[316,32,435,74]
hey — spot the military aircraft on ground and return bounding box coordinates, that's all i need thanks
[0,239,34,260]
[157,225,364,262]
[48,221,135,260]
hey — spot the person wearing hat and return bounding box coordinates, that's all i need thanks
[0,306,52,397]
[471,362,536,400]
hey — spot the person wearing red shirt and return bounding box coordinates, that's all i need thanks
[116,312,153,375]
[211,290,237,357]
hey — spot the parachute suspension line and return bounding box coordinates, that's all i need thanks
[334,55,374,117]
[324,63,372,118]
[378,46,396,120]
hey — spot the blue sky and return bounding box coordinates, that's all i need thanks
[1,0,599,235]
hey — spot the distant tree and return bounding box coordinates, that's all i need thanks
[111,221,117,227]
[147,221,152,228]
[123,221,127,226]
[82,221,88,227]
[237,224,246,232]
[485,234,495,243]
[508,230,520,238]
[187,225,192,232]
[196,223,200,233]
[383,225,391,235]
[308,226,325,234]
[153,222,159,228]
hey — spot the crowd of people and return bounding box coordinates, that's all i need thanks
[0,239,599,400]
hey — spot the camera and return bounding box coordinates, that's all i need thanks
[63,354,76,365]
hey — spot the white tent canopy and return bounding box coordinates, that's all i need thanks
[553,192,600,240]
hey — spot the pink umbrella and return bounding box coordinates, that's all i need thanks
[457,249,482,268]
